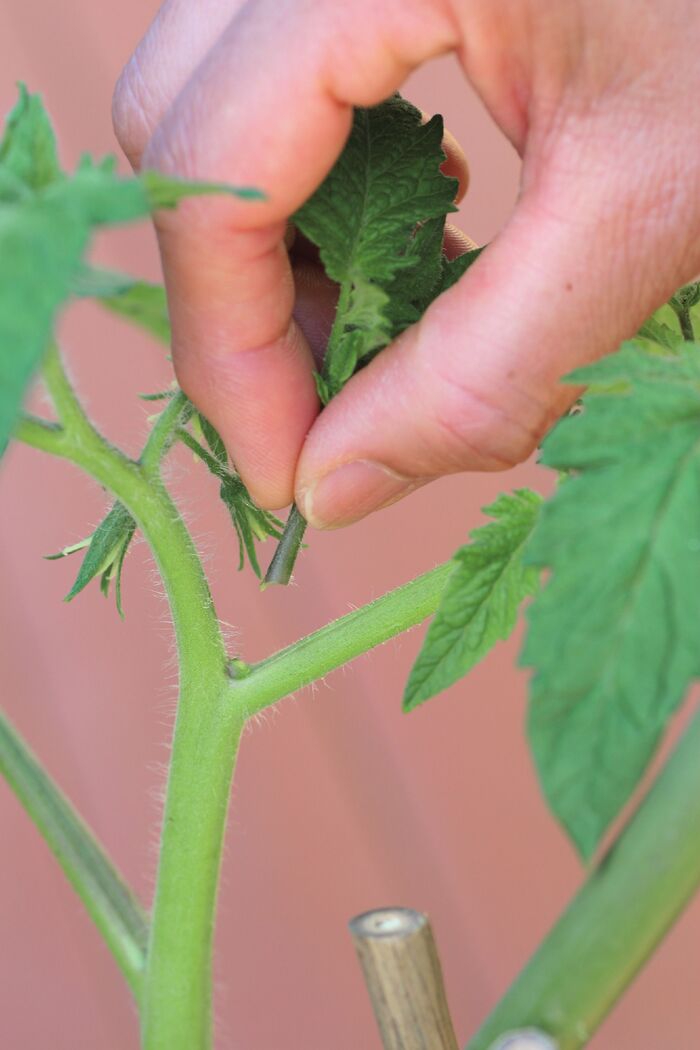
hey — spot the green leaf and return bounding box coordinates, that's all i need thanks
[197,412,227,466]
[637,315,684,351]
[0,167,30,204]
[436,245,484,296]
[0,197,90,455]
[64,502,136,617]
[176,426,283,576]
[0,83,260,458]
[522,339,700,859]
[51,162,263,228]
[73,266,170,345]
[0,84,61,191]
[141,170,265,208]
[404,490,541,711]
[295,94,458,400]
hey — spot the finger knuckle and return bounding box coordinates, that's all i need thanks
[429,365,540,472]
[112,57,153,167]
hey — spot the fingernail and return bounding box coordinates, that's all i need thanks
[300,460,416,529]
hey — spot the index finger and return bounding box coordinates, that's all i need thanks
[140,0,459,507]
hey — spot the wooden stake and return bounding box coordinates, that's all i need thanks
[349,906,459,1050]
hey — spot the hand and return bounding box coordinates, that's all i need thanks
[113,0,700,527]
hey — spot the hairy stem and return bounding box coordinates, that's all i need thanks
[678,308,695,341]
[140,390,192,479]
[234,562,453,716]
[18,358,241,1050]
[264,279,351,586]
[263,502,308,587]
[0,708,148,998]
[42,341,95,434]
[17,357,456,1048]
[467,707,700,1050]
[670,299,696,342]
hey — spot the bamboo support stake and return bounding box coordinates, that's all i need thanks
[349,907,459,1050]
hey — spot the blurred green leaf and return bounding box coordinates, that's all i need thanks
[0,198,89,456]
[0,83,61,191]
[0,84,259,459]
[73,266,170,345]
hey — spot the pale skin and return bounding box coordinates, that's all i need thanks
[113,0,700,528]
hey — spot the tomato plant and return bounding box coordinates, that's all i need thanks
[2,85,700,1050]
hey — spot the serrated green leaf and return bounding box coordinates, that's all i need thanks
[73,266,170,345]
[0,84,61,191]
[522,339,700,859]
[405,490,541,711]
[295,95,458,400]
[436,245,484,296]
[637,315,684,351]
[297,98,456,285]
[65,502,136,615]
[323,278,392,397]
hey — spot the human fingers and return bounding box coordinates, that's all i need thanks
[114,0,460,507]
[113,0,248,168]
[295,128,700,528]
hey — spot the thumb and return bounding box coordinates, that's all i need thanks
[295,159,700,529]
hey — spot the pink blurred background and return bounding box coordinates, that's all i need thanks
[1,4,699,1048]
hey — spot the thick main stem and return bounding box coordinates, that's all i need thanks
[134,480,240,1050]
[18,374,456,1050]
[19,386,240,1050]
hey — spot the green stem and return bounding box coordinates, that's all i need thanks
[467,707,700,1050]
[140,390,192,479]
[21,391,451,1043]
[263,503,308,587]
[0,708,148,998]
[670,298,696,342]
[678,307,695,342]
[234,562,452,716]
[18,368,240,1050]
[42,342,95,434]
[263,278,352,586]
